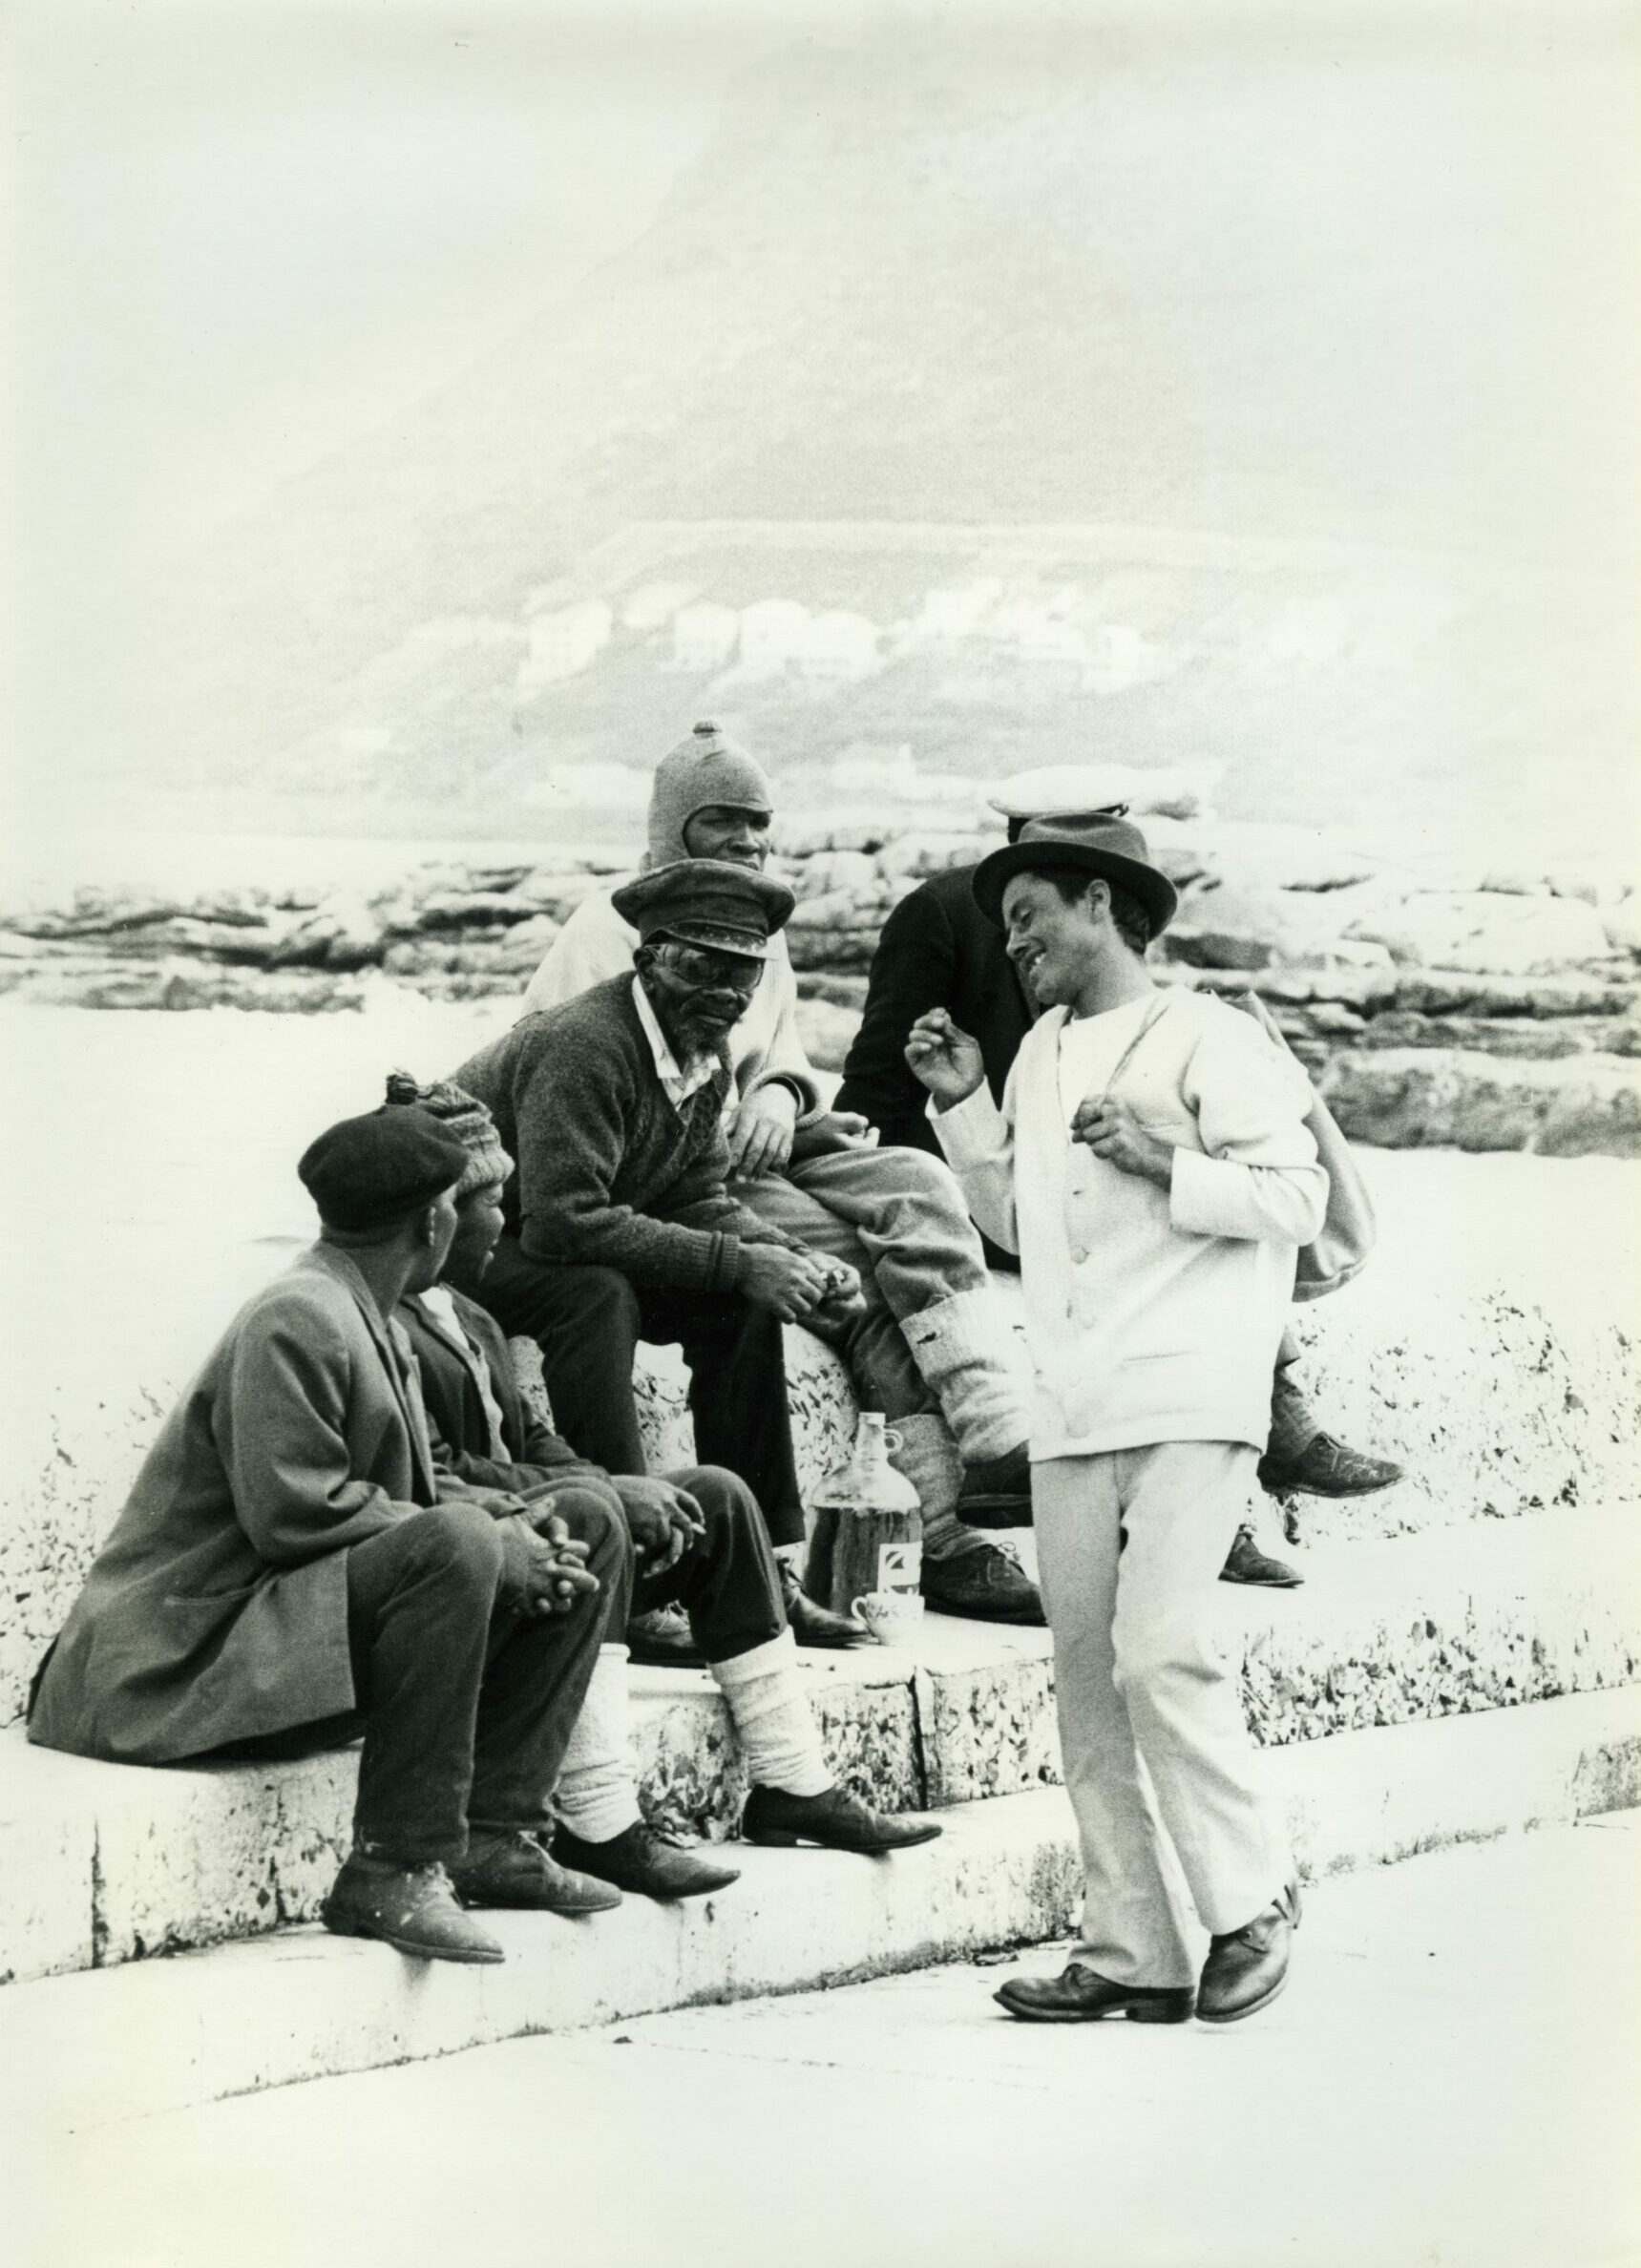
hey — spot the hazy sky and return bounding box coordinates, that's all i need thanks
[3,1,832,612]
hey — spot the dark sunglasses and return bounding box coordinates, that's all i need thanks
[653,940,765,992]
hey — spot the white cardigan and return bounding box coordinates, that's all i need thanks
[931,987,1329,1460]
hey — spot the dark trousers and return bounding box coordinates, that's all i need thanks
[208,1493,631,1866]
[470,1240,807,1549]
[637,1463,788,1664]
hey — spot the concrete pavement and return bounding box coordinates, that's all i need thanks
[11,1813,1640,2268]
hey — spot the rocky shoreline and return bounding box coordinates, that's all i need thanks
[5,789,1639,1154]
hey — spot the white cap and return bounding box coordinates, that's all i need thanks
[987,765,1136,821]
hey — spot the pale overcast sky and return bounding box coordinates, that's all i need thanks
[2,1,834,615]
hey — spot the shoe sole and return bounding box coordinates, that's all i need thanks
[1260,1474,1400,1500]
[1218,1570,1303,1588]
[994,1990,1195,2024]
[322,1912,506,1964]
[744,1823,944,1854]
[454,1889,622,1916]
[1195,1969,1290,2025]
[921,1598,1045,1626]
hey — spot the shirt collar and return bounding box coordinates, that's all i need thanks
[631,976,719,1109]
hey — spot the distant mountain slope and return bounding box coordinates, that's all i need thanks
[75,10,1640,848]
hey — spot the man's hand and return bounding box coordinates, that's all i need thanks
[611,1474,705,1573]
[789,1109,879,1163]
[1070,1096,1175,1187]
[738,1243,841,1323]
[904,1010,986,1110]
[499,1516,601,1618]
[726,1083,798,1181]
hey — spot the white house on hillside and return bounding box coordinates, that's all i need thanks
[739,599,811,672]
[800,609,879,681]
[518,599,614,690]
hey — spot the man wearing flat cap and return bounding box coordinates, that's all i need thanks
[516,720,1045,1628]
[29,1107,631,1964]
[907,812,1322,2025]
[839,764,1403,1585]
[450,854,869,1648]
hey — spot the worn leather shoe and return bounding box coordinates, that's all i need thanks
[1197,1880,1302,2024]
[922,1540,1045,1626]
[742,1783,943,1853]
[554,1819,741,1900]
[994,1963,1195,2024]
[448,1828,622,1915]
[626,1604,705,1670]
[957,1443,1034,1528]
[1218,1523,1303,1588]
[322,1855,505,1964]
[1258,1432,1403,1499]
[781,1559,869,1648]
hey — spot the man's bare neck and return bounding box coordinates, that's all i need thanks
[1066,951,1156,1021]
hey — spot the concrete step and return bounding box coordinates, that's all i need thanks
[6,1686,1639,2135]
[4,1502,1637,1987]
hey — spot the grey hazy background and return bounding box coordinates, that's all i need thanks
[4,0,1637,872]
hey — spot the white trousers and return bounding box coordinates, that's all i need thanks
[1033,1442,1289,1989]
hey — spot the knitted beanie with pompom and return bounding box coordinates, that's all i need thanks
[381,1072,514,1196]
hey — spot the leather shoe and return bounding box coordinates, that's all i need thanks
[742,1782,942,1853]
[1258,1432,1403,1499]
[448,1828,622,1915]
[553,1819,741,1901]
[956,1443,1034,1527]
[780,1559,869,1648]
[994,1963,1195,2024]
[322,1855,505,1964]
[1197,1880,1302,2024]
[922,1540,1045,1626]
[1218,1523,1302,1588]
[626,1604,705,1670]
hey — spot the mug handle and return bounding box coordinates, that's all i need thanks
[851,1596,873,1624]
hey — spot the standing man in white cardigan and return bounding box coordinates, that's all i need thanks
[906,812,1327,2025]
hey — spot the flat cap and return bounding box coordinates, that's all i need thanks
[612,856,795,962]
[298,1106,473,1232]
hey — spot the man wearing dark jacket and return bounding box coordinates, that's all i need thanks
[450,858,869,1648]
[29,1108,630,1964]
[389,1070,943,1878]
[838,768,1403,1574]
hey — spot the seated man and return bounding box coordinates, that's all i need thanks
[837,763,1403,1587]
[386,1070,942,1881]
[449,855,868,1649]
[519,720,1042,1627]
[28,1107,631,1965]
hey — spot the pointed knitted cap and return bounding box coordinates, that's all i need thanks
[647,720,773,867]
[381,1072,514,1196]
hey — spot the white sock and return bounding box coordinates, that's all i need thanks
[554,1643,642,1845]
[710,1630,832,1797]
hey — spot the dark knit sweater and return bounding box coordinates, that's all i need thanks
[452,976,798,1293]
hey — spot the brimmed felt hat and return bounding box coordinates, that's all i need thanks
[298,1107,472,1232]
[972,812,1179,938]
[613,856,795,962]
[381,1072,514,1196]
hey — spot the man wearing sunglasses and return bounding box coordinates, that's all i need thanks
[516,722,1045,1631]
[447,855,871,1648]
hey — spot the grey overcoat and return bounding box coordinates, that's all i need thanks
[28,1244,438,1763]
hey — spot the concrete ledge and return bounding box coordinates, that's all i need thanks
[6,1686,1639,2135]
[5,1503,1637,1986]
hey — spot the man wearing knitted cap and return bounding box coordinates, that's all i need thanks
[386,1071,942,1885]
[517,720,1044,1628]
[29,1107,631,1964]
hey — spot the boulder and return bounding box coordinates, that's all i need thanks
[1343,892,1619,976]
[1318,1048,1641,1156]
[796,850,880,898]
[875,830,999,881]
[792,994,864,1071]
[771,812,896,858]
[412,891,549,932]
[266,897,386,973]
[1603,896,1641,959]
